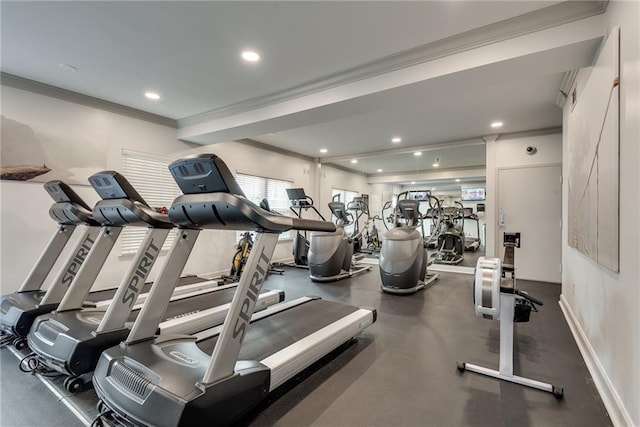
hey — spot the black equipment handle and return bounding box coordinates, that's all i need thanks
[516,290,544,306]
[291,217,336,232]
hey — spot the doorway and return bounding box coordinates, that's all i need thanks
[497,164,562,283]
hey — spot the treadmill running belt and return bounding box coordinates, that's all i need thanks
[86,275,205,303]
[196,299,359,361]
[125,286,238,323]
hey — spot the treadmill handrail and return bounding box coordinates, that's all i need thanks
[93,199,173,228]
[170,193,336,233]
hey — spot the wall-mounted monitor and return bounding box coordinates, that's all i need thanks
[408,190,431,201]
[461,188,485,201]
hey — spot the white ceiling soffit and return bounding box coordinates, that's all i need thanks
[330,141,487,175]
[177,2,605,145]
[2,1,573,118]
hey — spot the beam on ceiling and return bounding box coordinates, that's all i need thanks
[1,72,177,128]
[320,138,484,164]
[177,10,604,145]
[367,166,486,185]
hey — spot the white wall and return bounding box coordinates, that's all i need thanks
[1,86,189,292]
[561,2,639,424]
[0,86,374,294]
[485,131,563,257]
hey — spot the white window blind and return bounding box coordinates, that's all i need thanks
[236,173,293,239]
[120,150,180,255]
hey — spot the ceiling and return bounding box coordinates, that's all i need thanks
[1,1,605,181]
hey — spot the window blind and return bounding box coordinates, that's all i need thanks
[236,173,294,239]
[120,151,180,255]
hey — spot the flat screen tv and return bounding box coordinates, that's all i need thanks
[461,188,485,201]
[408,190,431,201]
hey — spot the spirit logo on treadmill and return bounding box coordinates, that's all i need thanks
[61,234,96,287]
[121,240,160,308]
[169,350,199,365]
[232,246,270,341]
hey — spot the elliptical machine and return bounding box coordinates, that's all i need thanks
[379,192,441,294]
[457,232,564,398]
[308,196,371,282]
[284,188,325,268]
[346,195,369,254]
[432,203,465,265]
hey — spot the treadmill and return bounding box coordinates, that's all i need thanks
[0,181,208,350]
[93,154,376,427]
[27,171,283,393]
[462,207,481,252]
[0,180,100,348]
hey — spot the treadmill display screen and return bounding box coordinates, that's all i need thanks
[286,188,307,201]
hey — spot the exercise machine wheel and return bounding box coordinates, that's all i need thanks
[13,337,28,350]
[63,376,85,393]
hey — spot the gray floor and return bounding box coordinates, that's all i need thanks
[1,266,610,427]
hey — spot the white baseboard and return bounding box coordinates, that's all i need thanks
[559,294,634,426]
[197,256,295,280]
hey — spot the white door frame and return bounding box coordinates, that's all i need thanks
[494,162,562,276]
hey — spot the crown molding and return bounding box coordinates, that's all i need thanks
[1,72,177,128]
[179,1,607,128]
[555,69,580,108]
[320,138,485,164]
[234,138,316,163]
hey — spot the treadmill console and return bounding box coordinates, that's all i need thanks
[89,171,148,206]
[44,180,91,210]
[286,188,311,207]
[169,154,245,197]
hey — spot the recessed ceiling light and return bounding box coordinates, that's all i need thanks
[491,121,503,128]
[320,148,328,154]
[455,179,461,182]
[377,169,383,173]
[411,181,416,185]
[432,163,440,167]
[242,50,260,62]
[391,137,402,144]
[145,92,160,100]
[351,159,358,164]
[414,152,422,156]
[58,63,78,72]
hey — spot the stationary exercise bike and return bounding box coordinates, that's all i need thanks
[457,232,564,398]
[308,196,371,282]
[224,199,283,281]
[379,192,441,294]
